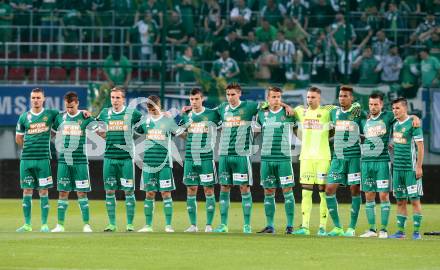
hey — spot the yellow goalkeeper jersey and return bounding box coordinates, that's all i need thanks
[294,105,334,160]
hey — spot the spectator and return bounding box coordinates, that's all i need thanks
[37,0,63,42]
[129,11,159,64]
[372,30,394,60]
[357,0,380,11]
[10,0,32,42]
[330,29,372,82]
[309,0,335,28]
[175,46,196,83]
[399,0,421,29]
[174,0,196,38]
[271,30,296,83]
[61,9,85,45]
[286,0,309,29]
[377,45,403,84]
[188,36,203,62]
[260,0,286,27]
[112,0,137,27]
[407,11,438,47]
[282,17,309,46]
[166,11,188,55]
[211,50,240,82]
[419,47,440,87]
[421,28,440,60]
[310,37,328,83]
[254,42,278,81]
[136,0,163,28]
[255,17,277,43]
[103,49,133,89]
[383,2,405,43]
[0,0,13,45]
[353,46,381,85]
[213,29,245,61]
[230,0,253,37]
[203,1,225,42]
[400,50,420,97]
[331,12,356,47]
[241,31,261,61]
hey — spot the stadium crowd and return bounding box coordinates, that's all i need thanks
[1,0,440,87]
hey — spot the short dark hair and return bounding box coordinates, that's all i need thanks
[64,91,78,103]
[31,88,44,95]
[190,88,203,96]
[340,85,354,94]
[268,86,283,93]
[111,87,126,97]
[226,82,241,92]
[277,30,285,36]
[369,92,384,101]
[392,97,408,107]
[147,95,161,109]
[308,86,321,94]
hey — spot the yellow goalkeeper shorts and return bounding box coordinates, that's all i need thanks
[299,160,330,185]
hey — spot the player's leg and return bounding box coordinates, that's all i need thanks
[276,161,295,235]
[37,159,53,232]
[199,160,217,232]
[121,159,136,231]
[317,160,330,235]
[138,170,157,232]
[258,160,276,233]
[376,162,392,238]
[326,159,345,236]
[389,171,408,238]
[345,159,362,237]
[360,161,377,237]
[73,164,92,232]
[233,156,253,233]
[408,172,423,240]
[52,190,69,232]
[297,160,314,235]
[183,160,199,232]
[215,156,232,232]
[103,158,118,231]
[158,167,176,232]
[411,198,423,240]
[17,160,35,232]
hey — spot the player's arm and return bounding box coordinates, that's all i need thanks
[415,140,424,179]
[15,115,25,146]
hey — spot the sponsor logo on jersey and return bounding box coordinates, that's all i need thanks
[224,116,246,127]
[335,120,356,131]
[393,132,407,144]
[188,122,209,134]
[62,123,83,136]
[303,119,323,130]
[108,120,128,131]
[28,122,49,134]
[365,124,387,137]
[146,129,166,140]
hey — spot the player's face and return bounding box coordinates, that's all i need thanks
[338,90,353,108]
[267,90,282,108]
[111,91,125,111]
[30,92,45,109]
[392,102,407,119]
[147,105,161,116]
[369,98,383,116]
[65,100,79,115]
[226,89,241,106]
[307,91,321,108]
[189,94,203,110]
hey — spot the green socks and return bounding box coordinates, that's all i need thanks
[125,194,136,225]
[22,194,32,225]
[205,194,216,226]
[413,214,422,232]
[264,194,275,227]
[78,197,90,224]
[219,191,230,225]
[397,215,407,231]
[144,198,154,226]
[105,194,116,225]
[349,196,361,229]
[319,191,328,228]
[40,195,49,225]
[284,191,295,227]
[301,189,313,228]
[380,201,390,230]
[241,192,252,226]
[326,195,341,228]
[163,198,173,226]
[57,199,68,225]
[187,195,197,226]
[365,201,376,231]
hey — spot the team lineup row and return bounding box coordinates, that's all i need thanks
[15,84,424,239]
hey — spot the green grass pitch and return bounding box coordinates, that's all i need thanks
[1,199,440,270]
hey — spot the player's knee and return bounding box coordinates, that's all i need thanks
[379,192,389,202]
[23,189,33,196]
[302,184,313,191]
[59,191,69,199]
[325,184,336,195]
[396,200,406,207]
[39,189,48,197]
[187,186,198,195]
[220,185,231,192]
[264,188,275,195]
[76,192,86,199]
[350,185,360,196]
[318,184,326,192]
[282,187,292,194]
[239,185,250,194]
[125,190,134,197]
[204,187,214,196]
[146,191,156,199]
[106,190,115,196]
[161,191,171,199]
[365,192,376,201]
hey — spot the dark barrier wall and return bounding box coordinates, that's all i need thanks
[1,160,439,203]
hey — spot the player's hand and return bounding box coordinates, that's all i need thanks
[181,106,192,114]
[416,166,423,179]
[82,110,92,118]
[351,102,361,118]
[388,143,394,153]
[284,105,294,116]
[411,115,421,128]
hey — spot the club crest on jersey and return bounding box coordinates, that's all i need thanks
[281,116,286,121]
[317,114,321,118]
[264,111,269,118]
[402,128,406,132]
[124,115,129,120]
[43,116,48,121]
[77,120,82,125]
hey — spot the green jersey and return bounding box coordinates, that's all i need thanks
[400,55,419,86]
[98,107,143,159]
[176,55,195,82]
[256,107,295,161]
[217,101,259,156]
[421,55,440,87]
[136,114,185,168]
[358,57,380,84]
[52,111,97,164]
[392,117,423,171]
[331,105,366,159]
[16,109,59,160]
[293,105,333,160]
[180,108,220,161]
[361,111,395,162]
